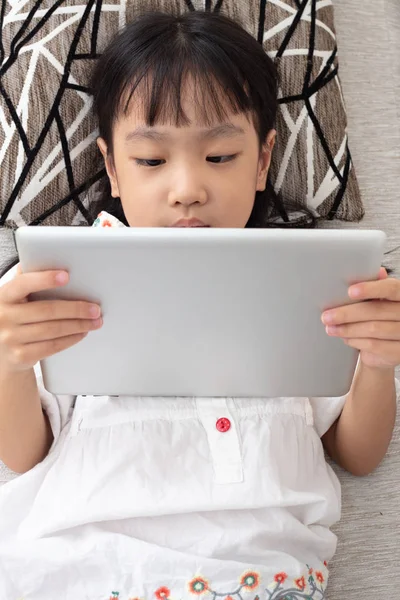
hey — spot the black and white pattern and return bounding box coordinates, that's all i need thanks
[0,0,363,228]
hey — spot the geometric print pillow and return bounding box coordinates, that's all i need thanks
[0,0,364,230]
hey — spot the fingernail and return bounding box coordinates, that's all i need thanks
[89,305,101,318]
[326,325,339,335]
[55,272,68,284]
[322,311,335,324]
[348,286,361,298]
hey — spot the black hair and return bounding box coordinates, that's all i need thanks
[89,10,316,229]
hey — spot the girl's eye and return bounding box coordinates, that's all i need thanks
[207,154,237,164]
[135,155,237,166]
[135,159,165,167]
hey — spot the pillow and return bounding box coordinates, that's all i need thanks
[0,0,364,230]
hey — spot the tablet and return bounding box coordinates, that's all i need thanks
[15,226,386,398]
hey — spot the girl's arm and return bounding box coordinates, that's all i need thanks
[322,362,397,476]
[0,266,100,473]
[321,268,400,476]
[0,367,53,474]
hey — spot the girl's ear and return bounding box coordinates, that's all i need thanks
[97,137,121,198]
[256,129,276,192]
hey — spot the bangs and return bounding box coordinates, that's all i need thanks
[91,11,278,149]
[119,44,255,127]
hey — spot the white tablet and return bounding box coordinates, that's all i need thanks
[15,226,386,398]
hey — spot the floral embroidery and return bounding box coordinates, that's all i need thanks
[93,210,125,228]
[107,563,327,600]
[294,576,306,590]
[266,565,326,599]
[240,572,260,589]
[188,577,209,594]
[155,587,171,600]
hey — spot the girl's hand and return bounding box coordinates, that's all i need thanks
[322,267,400,369]
[0,266,103,374]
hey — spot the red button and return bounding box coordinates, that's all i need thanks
[216,417,231,433]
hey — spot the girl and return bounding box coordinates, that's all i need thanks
[0,11,399,600]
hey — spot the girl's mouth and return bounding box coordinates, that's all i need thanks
[171,218,209,227]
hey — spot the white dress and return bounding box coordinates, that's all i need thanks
[0,214,396,600]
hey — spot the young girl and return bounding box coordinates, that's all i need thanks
[0,11,399,600]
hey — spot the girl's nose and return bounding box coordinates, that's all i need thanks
[167,173,208,207]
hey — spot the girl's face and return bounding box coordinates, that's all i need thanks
[97,87,276,228]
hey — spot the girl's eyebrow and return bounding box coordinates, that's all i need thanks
[201,124,246,140]
[124,123,245,144]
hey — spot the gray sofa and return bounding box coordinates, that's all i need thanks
[0,0,399,597]
[326,1,400,596]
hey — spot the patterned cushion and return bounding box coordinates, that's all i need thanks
[0,0,364,229]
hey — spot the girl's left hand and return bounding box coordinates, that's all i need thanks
[322,267,400,369]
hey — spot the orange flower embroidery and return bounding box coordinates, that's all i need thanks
[274,573,288,585]
[294,576,306,590]
[308,568,313,575]
[155,587,170,600]
[102,219,112,227]
[240,572,260,590]
[315,571,324,584]
[188,577,209,595]
[323,561,328,567]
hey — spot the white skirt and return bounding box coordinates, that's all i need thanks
[0,394,341,600]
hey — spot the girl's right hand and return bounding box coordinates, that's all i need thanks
[0,267,103,374]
